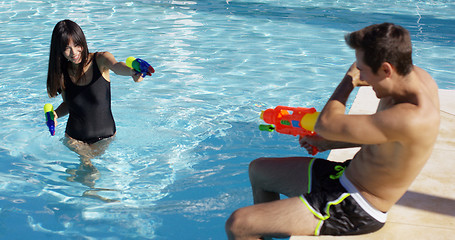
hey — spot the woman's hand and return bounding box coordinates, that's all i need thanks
[52,110,58,127]
[132,70,144,82]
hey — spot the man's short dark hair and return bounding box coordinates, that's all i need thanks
[345,23,413,76]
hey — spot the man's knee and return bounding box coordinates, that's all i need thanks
[249,157,266,170]
[225,208,245,235]
[248,157,268,179]
[226,208,256,238]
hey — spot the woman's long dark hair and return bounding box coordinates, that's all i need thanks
[47,19,90,97]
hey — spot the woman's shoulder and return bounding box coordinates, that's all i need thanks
[94,51,111,61]
[95,51,111,56]
[93,51,115,71]
[95,51,116,64]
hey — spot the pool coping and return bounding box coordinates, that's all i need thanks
[290,87,455,239]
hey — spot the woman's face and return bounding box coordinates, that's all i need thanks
[63,38,83,65]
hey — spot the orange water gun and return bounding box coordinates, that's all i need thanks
[259,106,320,155]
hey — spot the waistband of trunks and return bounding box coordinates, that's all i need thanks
[340,173,388,223]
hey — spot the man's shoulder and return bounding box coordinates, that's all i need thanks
[414,66,439,95]
[375,96,437,143]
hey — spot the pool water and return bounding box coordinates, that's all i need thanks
[0,0,454,239]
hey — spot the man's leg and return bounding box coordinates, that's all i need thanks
[225,196,319,240]
[225,156,318,239]
[249,157,314,203]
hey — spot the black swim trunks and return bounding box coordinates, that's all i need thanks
[299,158,387,235]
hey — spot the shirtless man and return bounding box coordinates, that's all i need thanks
[225,23,440,239]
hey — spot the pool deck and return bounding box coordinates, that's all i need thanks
[290,87,455,240]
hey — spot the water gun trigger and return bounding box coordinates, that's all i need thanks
[308,144,319,155]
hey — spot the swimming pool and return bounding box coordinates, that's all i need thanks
[0,0,454,239]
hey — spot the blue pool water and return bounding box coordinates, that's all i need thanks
[0,0,454,239]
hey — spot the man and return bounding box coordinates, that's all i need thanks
[226,23,440,239]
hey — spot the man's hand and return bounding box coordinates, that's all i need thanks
[346,62,369,87]
[299,135,330,154]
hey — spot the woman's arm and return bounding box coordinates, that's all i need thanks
[97,51,143,82]
[53,94,69,126]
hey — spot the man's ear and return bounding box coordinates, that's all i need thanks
[382,62,393,78]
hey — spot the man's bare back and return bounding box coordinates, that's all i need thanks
[345,66,440,212]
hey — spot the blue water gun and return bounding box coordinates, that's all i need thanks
[44,104,55,136]
[126,57,155,77]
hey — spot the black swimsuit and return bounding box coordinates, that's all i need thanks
[64,53,116,144]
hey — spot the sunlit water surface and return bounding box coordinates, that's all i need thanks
[0,0,454,239]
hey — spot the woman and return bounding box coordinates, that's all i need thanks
[46,20,149,189]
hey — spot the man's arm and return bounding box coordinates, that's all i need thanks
[300,134,361,154]
[314,63,396,145]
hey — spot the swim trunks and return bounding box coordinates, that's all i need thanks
[64,53,116,144]
[299,158,387,235]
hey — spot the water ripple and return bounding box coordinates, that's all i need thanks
[0,0,454,239]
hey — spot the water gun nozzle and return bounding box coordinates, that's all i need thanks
[259,124,275,132]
